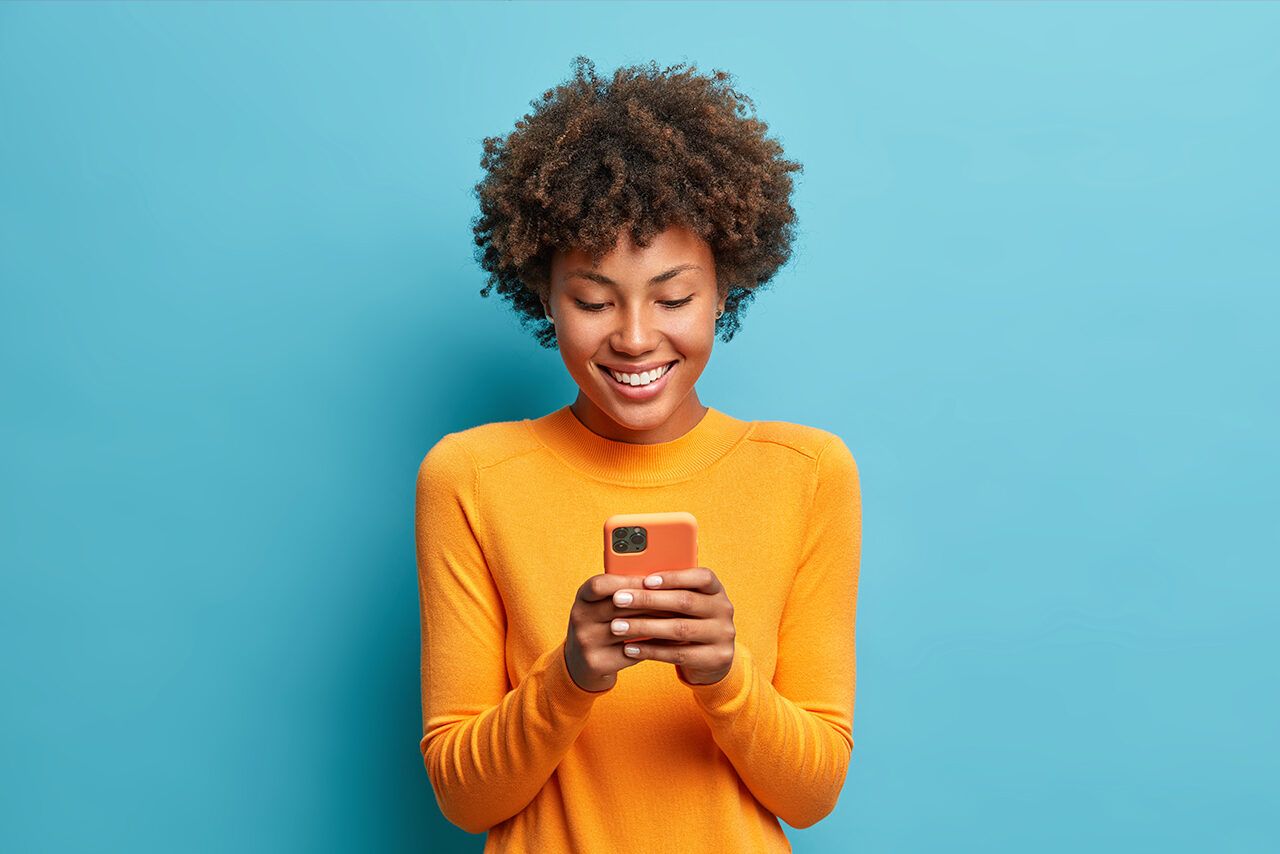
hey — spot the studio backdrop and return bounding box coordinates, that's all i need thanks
[2,2,1276,852]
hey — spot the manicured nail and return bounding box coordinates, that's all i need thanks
[611,620,629,635]
[614,591,633,606]
[644,575,663,588]
[624,645,640,656]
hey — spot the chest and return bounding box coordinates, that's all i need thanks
[475,474,812,683]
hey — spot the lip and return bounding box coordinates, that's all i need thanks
[597,360,677,399]
[599,360,676,373]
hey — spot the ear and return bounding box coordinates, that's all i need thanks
[540,294,552,320]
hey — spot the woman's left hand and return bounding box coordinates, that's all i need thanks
[609,567,736,685]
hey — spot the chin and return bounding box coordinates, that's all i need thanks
[608,409,670,433]
[587,389,685,432]
[591,396,661,424]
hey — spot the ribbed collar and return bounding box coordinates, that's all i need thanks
[526,405,752,485]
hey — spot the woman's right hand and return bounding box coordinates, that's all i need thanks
[564,573,644,692]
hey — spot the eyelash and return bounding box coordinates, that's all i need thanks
[575,297,693,312]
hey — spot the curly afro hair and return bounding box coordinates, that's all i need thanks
[472,56,803,348]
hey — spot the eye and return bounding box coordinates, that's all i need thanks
[660,296,694,309]
[574,299,607,312]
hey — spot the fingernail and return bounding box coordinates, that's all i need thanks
[644,575,663,588]
[624,645,640,656]
[611,620,629,634]
[614,591,633,606]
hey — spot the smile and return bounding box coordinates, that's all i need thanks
[596,360,677,398]
[603,362,674,387]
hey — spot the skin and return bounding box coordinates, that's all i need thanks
[540,223,738,691]
[542,223,726,445]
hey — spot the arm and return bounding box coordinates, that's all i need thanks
[682,436,861,828]
[415,435,602,834]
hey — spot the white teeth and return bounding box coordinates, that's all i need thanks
[607,362,670,386]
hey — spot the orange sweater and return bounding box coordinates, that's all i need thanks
[415,405,861,853]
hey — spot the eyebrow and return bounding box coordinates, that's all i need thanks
[564,264,701,286]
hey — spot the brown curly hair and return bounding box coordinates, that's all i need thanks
[472,56,803,348]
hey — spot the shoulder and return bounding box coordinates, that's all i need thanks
[738,420,860,528]
[419,418,543,480]
[744,418,854,465]
[739,418,859,497]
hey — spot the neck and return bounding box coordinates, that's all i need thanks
[529,401,749,485]
[569,390,709,445]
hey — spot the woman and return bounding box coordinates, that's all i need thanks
[416,57,862,853]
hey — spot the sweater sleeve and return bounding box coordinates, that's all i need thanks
[681,436,861,828]
[415,434,603,834]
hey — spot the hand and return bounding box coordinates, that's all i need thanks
[563,573,650,692]
[608,567,736,685]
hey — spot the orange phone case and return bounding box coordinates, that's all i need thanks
[603,511,698,577]
[604,512,698,642]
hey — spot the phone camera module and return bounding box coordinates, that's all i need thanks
[612,525,647,554]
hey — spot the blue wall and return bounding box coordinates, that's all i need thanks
[2,2,1276,851]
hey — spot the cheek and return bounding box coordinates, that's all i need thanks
[673,321,716,355]
[555,324,605,363]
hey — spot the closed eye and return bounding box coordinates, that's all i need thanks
[574,297,693,311]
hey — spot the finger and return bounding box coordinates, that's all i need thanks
[634,567,722,595]
[578,572,647,603]
[621,640,725,669]
[611,586,716,617]
[610,616,710,643]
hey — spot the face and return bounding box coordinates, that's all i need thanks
[543,223,728,444]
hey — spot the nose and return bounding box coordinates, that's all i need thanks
[609,302,661,355]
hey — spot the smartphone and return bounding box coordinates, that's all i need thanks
[604,512,698,642]
[604,511,698,576]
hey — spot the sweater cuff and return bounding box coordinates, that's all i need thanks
[681,641,753,711]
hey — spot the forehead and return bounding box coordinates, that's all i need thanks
[552,224,713,278]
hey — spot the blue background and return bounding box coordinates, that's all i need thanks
[2,2,1276,851]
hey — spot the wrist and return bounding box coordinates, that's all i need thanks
[678,659,733,686]
[563,644,614,693]
[681,670,728,686]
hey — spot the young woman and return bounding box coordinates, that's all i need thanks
[416,57,862,853]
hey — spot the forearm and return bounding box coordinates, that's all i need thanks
[417,437,603,832]
[684,643,853,829]
[422,641,601,834]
